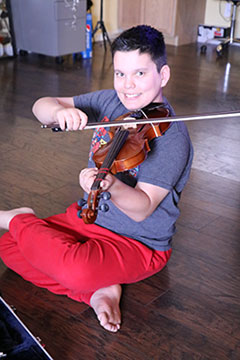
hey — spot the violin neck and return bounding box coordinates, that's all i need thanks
[91,129,129,191]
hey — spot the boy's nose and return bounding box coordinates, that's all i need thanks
[124,76,135,89]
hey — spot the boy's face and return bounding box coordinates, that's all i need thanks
[113,50,169,111]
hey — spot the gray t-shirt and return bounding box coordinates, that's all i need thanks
[74,89,193,251]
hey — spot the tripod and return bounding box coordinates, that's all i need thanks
[92,0,111,50]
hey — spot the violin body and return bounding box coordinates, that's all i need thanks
[93,105,170,174]
[93,127,150,174]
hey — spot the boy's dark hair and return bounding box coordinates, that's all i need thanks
[111,25,167,72]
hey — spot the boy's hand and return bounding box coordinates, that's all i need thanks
[79,168,115,194]
[54,107,88,131]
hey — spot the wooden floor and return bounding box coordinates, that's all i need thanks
[0,41,240,359]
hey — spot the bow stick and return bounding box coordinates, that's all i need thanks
[41,109,240,132]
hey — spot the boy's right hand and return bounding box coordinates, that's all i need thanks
[55,107,88,131]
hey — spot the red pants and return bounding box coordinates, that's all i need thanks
[0,202,172,305]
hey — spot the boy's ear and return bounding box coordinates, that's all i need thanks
[160,65,170,88]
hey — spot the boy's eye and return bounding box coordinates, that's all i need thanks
[115,71,124,78]
[136,71,144,77]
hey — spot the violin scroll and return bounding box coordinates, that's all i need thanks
[77,191,111,224]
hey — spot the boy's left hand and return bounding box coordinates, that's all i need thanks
[79,168,115,194]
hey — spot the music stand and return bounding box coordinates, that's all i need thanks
[92,0,111,50]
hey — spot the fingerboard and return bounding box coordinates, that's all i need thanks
[91,129,129,191]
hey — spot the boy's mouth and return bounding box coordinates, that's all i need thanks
[125,93,140,99]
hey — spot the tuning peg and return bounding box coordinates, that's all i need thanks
[77,198,87,207]
[100,192,111,201]
[98,203,109,212]
[77,209,82,218]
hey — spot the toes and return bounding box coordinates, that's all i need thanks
[98,312,121,333]
[105,323,120,333]
[102,322,120,333]
[98,312,108,326]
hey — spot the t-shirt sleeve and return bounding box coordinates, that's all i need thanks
[73,90,127,123]
[73,90,104,122]
[137,125,192,191]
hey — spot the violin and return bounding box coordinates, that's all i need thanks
[78,103,170,224]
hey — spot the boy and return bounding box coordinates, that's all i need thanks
[0,26,193,332]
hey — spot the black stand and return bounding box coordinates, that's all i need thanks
[92,0,111,50]
[216,0,240,56]
[200,0,240,56]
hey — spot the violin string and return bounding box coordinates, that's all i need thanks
[139,108,159,137]
[101,129,129,168]
[93,130,128,188]
[139,110,148,119]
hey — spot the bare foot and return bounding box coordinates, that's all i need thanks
[0,207,35,230]
[90,284,122,333]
